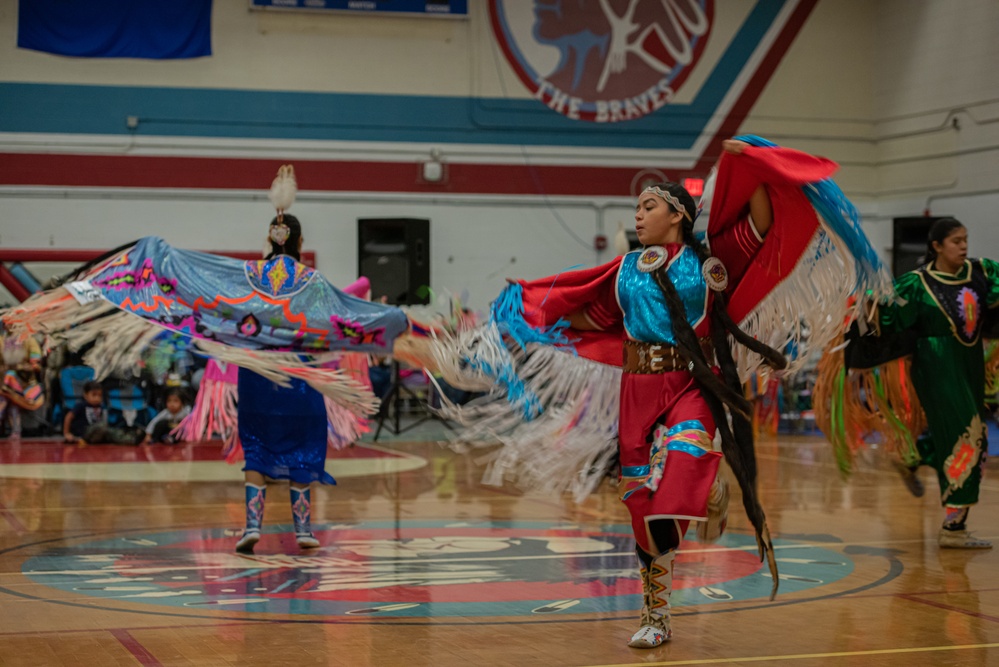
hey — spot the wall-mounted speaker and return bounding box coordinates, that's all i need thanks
[893,216,943,276]
[358,218,430,305]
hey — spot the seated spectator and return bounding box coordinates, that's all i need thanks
[63,381,141,445]
[143,388,190,444]
[63,380,105,444]
[1,332,45,440]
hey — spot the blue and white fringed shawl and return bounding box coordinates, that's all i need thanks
[2,237,409,418]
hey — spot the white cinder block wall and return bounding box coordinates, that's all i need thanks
[872,0,999,257]
[1,0,997,308]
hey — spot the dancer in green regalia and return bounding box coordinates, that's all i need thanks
[817,217,999,548]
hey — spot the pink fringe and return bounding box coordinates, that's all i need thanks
[336,352,372,392]
[326,397,370,449]
[177,360,240,460]
[322,352,372,448]
[178,357,372,461]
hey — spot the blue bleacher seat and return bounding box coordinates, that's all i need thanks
[107,383,155,427]
[51,365,96,425]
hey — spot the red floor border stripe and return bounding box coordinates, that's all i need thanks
[108,628,164,666]
[0,500,27,534]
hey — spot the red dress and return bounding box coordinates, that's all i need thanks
[445,143,849,555]
[515,221,764,553]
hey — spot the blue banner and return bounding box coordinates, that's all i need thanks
[250,0,467,17]
[17,0,212,59]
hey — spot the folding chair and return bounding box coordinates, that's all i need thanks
[107,383,153,428]
[52,365,96,425]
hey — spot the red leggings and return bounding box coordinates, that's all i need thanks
[619,370,720,555]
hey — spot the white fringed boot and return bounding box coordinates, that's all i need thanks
[628,550,675,648]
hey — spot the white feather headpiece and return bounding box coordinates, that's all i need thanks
[268,164,297,217]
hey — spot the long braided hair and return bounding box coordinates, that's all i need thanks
[647,181,784,598]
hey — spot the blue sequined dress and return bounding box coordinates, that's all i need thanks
[237,368,335,485]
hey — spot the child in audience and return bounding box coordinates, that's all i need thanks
[63,380,107,445]
[63,381,140,445]
[144,388,191,444]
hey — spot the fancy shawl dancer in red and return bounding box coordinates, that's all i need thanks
[432,136,892,647]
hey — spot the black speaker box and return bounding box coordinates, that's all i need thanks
[892,216,946,277]
[358,218,430,305]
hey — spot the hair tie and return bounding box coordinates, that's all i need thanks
[269,223,290,247]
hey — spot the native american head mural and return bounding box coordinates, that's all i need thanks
[492,0,713,122]
[490,0,815,141]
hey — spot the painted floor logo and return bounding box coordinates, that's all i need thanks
[490,0,714,122]
[22,520,851,617]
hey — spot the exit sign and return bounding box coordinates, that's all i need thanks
[683,178,705,197]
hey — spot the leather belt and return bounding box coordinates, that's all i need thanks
[622,338,714,374]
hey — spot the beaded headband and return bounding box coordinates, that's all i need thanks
[640,186,692,222]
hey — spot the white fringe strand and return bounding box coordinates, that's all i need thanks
[2,287,116,338]
[2,292,380,419]
[430,322,518,394]
[733,228,850,380]
[731,211,895,382]
[432,326,621,502]
[196,343,380,418]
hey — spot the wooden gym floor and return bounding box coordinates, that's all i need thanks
[0,429,998,667]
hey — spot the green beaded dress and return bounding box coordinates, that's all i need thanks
[875,259,999,506]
